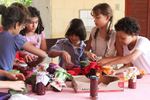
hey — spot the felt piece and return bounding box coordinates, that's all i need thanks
[47,63,60,74]
[67,68,81,75]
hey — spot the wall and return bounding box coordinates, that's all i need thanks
[32,0,52,38]
[31,0,125,39]
[51,0,125,38]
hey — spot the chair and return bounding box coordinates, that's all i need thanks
[46,38,63,63]
[46,38,63,49]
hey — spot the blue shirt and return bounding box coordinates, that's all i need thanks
[0,31,26,71]
[49,38,87,68]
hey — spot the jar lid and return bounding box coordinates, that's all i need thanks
[90,75,98,80]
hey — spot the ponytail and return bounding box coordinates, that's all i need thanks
[106,16,113,41]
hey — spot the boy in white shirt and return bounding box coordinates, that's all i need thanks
[98,17,150,74]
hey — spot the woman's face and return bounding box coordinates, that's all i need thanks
[92,14,110,28]
[26,17,39,33]
[68,34,80,45]
[117,31,133,45]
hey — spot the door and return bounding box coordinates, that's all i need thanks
[125,0,150,39]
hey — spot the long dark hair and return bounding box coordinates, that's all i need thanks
[91,3,113,41]
[20,6,44,35]
[65,18,87,40]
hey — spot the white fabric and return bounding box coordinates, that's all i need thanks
[123,36,150,73]
[9,94,37,100]
[90,27,116,57]
[36,72,50,86]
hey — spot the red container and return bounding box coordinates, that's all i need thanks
[128,78,136,89]
[90,76,98,97]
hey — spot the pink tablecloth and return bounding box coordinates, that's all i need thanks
[28,75,150,100]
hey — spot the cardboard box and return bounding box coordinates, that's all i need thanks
[71,75,124,93]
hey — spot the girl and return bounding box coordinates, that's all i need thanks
[0,5,47,79]
[48,18,87,69]
[18,6,47,65]
[98,17,150,74]
[85,3,117,61]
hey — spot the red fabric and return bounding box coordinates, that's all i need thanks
[67,62,102,76]
[13,65,33,79]
[82,62,102,75]
[15,52,25,62]
[67,68,81,76]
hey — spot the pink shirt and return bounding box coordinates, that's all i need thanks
[24,31,45,48]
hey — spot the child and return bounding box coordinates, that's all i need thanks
[0,70,25,91]
[0,5,47,79]
[48,18,87,69]
[18,6,47,66]
[85,3,117,61]
[97,17,150,74]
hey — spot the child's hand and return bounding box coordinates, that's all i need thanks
[6,72,25,81]
[15,73,26,81]
[97,58,109,67]
[24,54,38,63]
[61,51,74,66]
[85,51,97,61]
[8,81,25,91]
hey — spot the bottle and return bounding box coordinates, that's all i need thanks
[90,75,98,98]
[128,76,136,89]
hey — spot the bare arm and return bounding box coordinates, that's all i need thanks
[40,38,47,52]
[84,35,97,61]
[0,70,8,76]
[85,35,92,51]
[48,50,74,66]
[0,81,25,91]
[23,42,47,58]
[48,50,63,58]
[0,70,25,80]
[98,49,142,66]
[23,42,47,66]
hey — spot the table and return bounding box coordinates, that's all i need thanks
[28,74,150,100]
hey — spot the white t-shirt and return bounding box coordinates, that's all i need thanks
[90,27,116,57]
[123,36,150,73]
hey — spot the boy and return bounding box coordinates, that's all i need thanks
[98,17,150,74]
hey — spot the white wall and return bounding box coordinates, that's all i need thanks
[31,0,125,39]
[31,0,52,38]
